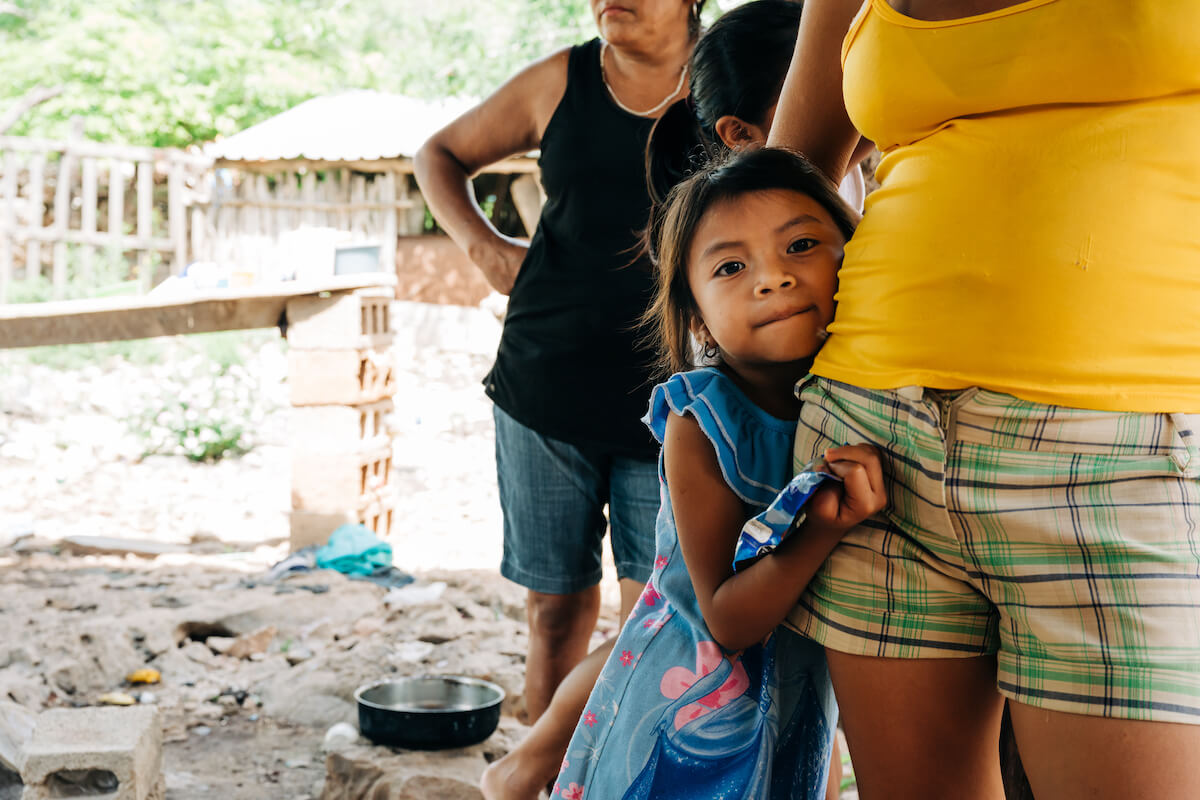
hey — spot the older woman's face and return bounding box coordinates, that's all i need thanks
[591,0,692,46]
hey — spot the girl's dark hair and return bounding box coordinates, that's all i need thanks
[643,147,857,378]
[646,0,804,205]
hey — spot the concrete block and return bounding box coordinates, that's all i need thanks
[286,290,393,350]
[20,706,162,800]
[288,347,396,406]
[292,442,392,513]
[0,701,34,772]
[289,399,394,452]
[289,490,397,551]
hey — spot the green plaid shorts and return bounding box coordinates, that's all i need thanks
[787,376,1200,724]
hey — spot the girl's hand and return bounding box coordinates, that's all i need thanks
[806,444,887,532]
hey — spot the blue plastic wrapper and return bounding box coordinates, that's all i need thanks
[732,469,842,571]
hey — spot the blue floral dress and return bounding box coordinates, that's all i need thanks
[553,368,838,800]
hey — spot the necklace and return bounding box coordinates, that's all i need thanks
[599,40,688,118]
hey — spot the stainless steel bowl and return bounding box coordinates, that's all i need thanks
[354,676,505,750]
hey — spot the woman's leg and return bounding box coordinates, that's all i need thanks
[480,578,644,800]
[826,651,1006,800]
[1009,703,1200,799]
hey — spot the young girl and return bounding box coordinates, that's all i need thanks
[552,148,885,799]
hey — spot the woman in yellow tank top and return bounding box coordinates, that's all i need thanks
[768,1,1200,798]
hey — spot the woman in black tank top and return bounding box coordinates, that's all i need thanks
[415,5,702,798]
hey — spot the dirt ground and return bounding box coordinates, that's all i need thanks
[0,301,855,799]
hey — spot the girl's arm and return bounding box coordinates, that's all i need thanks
[413,48,569,295]
[766,0,865,184]
[665,413,884,652]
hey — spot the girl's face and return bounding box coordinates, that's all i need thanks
[687,188,844,376]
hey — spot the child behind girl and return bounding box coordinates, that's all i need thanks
[552,149,885,799]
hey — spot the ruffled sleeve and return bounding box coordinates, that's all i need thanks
[643,368,796,509]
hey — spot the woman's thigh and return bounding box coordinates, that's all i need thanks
[1009,701,1200,799]
[826,650,1005,800]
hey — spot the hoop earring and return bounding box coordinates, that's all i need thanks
[691,2,700,22]
[703,342,719,360]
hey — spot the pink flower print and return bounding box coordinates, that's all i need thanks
[552,783,560,797]
[582,711,598,727]
[655,555,669,570]
[561,783,584,800]
[560,758,568,773]
[641,585,662,607]
[659,641,751,730]
[619,650,634,666]
[642,614,666,631]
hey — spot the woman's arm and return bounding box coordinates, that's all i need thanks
[766,0,865,184]
[665,413,885,652]
[413,48,569,295]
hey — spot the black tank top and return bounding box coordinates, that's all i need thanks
[485,38,659,459]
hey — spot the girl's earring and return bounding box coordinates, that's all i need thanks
[703,341,719,360]
[690,1,700,22]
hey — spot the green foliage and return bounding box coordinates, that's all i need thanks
[123,330,281,462]
[0,0,594,148]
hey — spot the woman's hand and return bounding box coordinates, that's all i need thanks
[469,235,529,295]
[807,444,887,532]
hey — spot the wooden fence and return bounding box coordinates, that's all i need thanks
[198,165,422,284]
[0,134,210,302]
[0,133,538,305]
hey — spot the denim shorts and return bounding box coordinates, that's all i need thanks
[493,405,659,595]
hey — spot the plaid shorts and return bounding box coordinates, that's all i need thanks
[786,376,1200,724]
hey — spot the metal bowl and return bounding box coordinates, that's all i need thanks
[354,675,505,750]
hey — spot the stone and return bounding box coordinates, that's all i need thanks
[59,536,187,558]
[285,291,394,350]
[204,636,235,655]
[319,748,486,800]
[284,646,314,666]
[351,617,382,638]
[227,626,276,660]
[290,400,394,452]
[291,443,393,513]
[19,707,163,800]
[289,493,396,552]
[288,348,396,406]
[321,723,359,753]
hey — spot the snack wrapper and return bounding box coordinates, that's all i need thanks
[732,467,841,571]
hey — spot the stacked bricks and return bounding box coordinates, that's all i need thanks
[287,289,397,551]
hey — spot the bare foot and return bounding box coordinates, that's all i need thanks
[480,750,555,800]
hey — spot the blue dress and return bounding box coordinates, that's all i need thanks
[554,368,838,800]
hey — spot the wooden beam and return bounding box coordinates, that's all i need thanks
[214,156,540,176]
[0,273,396,349]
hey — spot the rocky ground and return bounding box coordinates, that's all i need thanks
[0,303,854,799]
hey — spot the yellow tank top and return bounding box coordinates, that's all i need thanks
[814,0,1200,412]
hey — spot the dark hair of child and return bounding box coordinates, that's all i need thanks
[642,147,858,379]
[645,0,805,205]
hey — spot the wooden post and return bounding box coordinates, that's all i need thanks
[0,151,17,302]
[25,152,44,279]
[51,121,85,298]
[108,160,126,269]
[301,170,316,228]
[380,172,397,274]
[136,160,153,291]
[168,158,185,274]
[79,156,97,286]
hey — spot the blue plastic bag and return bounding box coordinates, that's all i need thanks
[732,469,841,572]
